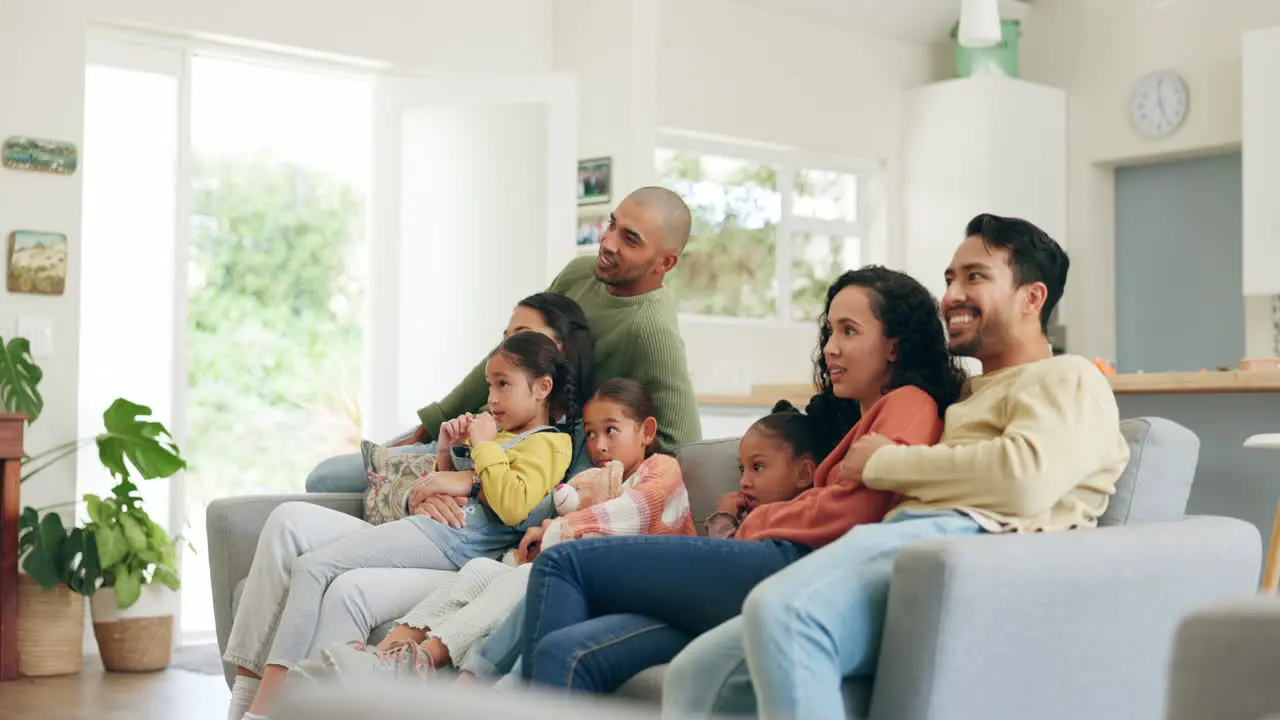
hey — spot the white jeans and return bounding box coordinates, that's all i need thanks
[397,558,532,668]
[222,502,458,673]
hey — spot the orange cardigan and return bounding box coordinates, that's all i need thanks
[735,386,943,549]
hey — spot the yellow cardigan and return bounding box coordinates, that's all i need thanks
[470,431,572,526]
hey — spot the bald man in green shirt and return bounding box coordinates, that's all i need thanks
[306,187,702,493]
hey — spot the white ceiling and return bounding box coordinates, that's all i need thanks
[729,0,1034,44]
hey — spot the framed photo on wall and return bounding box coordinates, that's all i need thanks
[577,157,612,206]
[576,213,608,253]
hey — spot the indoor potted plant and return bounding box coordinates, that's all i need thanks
[15,507,98,676]
[3,335,187,674]
[83,473,182,672]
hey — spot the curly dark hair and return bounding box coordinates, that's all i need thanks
[806,266,967,452]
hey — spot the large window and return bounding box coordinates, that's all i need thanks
[656,138,870,322]
[82,34,371,642]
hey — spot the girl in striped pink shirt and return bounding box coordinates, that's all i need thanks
[321,378,693,680]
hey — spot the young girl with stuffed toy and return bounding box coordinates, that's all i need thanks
[224,330,582,720]
[320,378,694,680]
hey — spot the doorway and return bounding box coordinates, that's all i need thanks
[1114,152,1244,374]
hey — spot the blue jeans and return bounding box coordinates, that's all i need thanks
[520,535,807,692]
[662,511,983,719]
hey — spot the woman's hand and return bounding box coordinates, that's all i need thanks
[411,494,469,529]
[833,433,897,486]
[407,472,474,516]
[468,413,499,445]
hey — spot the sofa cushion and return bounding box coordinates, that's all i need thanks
[615,663,873,718]
[1100,417,1199,527]
[674,438,742,532]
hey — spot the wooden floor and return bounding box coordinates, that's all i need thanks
[0,656,228,719]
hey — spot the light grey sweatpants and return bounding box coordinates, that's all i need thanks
[222,502,458,674]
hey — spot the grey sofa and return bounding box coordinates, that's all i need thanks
[209,417,1263,719]
[1166,595,1280,720]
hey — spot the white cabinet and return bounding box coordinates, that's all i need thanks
[901,77,1067,306]
[1243,27,1280,297]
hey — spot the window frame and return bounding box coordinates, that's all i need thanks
[655,130,876,325]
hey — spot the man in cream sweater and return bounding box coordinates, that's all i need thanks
[662,214,1131,719]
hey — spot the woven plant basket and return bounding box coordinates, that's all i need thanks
[17,574,85,677]
[90,585,174,672]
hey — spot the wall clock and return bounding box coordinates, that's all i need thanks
[1131,70,1190,139]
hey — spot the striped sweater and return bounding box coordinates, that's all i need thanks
[416,256,702,452]
[541,454,696,549]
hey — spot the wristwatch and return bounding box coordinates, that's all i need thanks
[469,473,482,498]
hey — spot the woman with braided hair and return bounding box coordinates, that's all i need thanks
[224,330,585,720]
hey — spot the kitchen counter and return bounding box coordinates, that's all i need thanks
[698,370,1280,408]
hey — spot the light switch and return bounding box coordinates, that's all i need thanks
[16,316,54,360]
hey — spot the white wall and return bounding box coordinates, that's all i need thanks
[96,0,555,74]
[653,0,943,392]
[552,0,658,203]
[0,0,89,514]
[1020,0,1280,362]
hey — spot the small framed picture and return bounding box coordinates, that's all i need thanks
[576,214,609,252]
[7,230,69,295]
[2,136,78,175]
[577,157,612,206]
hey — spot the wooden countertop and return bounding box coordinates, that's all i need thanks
[698,370,1280,408]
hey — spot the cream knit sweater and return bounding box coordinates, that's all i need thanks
[865,355,1130,533]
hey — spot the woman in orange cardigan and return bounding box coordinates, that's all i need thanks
[516,266,967,693]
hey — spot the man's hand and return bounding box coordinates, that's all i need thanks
[411,494,469,528]
[517,525,547,564]
[392,425,428,448]
[716,491,752,517]
[468,413,499,445]
[833,433,897,486]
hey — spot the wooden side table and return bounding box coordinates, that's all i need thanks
[0,413,25,681]
[1247,433,1280,593]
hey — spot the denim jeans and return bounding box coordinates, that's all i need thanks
[661,511,983,719]
[519,535,807,692]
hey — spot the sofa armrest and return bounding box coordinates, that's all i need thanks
[869,516,1261,720]
[1167,595,1280,720]
[207,493,363,687]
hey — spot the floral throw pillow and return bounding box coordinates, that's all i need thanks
[361,441,437,525]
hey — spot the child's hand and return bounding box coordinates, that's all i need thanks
[517,524,547,563]
[437,414,474,452]
[716,491,751,517]
[468,413,499,444]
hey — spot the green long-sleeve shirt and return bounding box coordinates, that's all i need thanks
[416,256,702,451]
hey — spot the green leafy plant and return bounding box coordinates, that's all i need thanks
[1,337,187,604]
[22,398,185,485]
[17,508,99,595]
[83,482,180,608]
[0,336,43,422]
